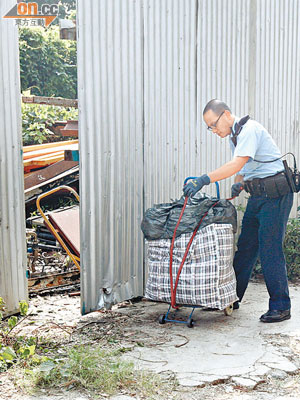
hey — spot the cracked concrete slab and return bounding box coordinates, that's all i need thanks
[249,364,271,377]
[123,282,300,388]
[259,350,298,372]
[231,377,259,389]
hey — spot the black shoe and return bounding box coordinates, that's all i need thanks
[233,301,239,310]
[260,309,291,323]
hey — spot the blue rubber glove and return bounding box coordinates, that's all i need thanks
[183,175,211,197]
[231,182,244,197]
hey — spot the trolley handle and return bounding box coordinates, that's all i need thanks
[184,177,220,200]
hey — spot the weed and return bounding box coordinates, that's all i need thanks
[22,103,78,145]
[253,217,300,280]
[284,218,300,280]
[17,344,177,398]
[236,206,300,281]
[0,298,37,372]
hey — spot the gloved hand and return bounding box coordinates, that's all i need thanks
[231,182,244,197]
[183,174,210,197]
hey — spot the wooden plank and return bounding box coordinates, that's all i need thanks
[24,153,65,169]
[24,151,64,164]
[24,160,78,190]
[28,271,80,293]
[61,120,78,137]
[22,96,78,108]
[23,143,78,160]
[23,139,78,153]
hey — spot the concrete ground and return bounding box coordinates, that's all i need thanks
[1,281,300,399]
[122,282,300,389]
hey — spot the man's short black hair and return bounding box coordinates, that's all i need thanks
[203,99,231,116]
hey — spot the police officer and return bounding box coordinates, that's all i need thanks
[183,99,293,323]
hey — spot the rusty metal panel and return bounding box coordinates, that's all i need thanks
[48,207,80,256]
[24,160,78,190]
[77,0,144,313]
[0,0,27,315]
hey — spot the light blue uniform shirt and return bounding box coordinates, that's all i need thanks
[229,117,284,181]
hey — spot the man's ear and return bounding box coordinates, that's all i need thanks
[224,110,234,124]
[224,110,231,119]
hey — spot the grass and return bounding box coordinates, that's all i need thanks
[14,344,177,398]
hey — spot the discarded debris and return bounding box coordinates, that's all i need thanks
[61,120,78,137]
[174,334,190,348]
[23,139,78,173]
[26,185,80,294]
[24,159,78,191]
[48,206,80,257]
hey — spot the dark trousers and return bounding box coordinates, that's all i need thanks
[233,192,293,311]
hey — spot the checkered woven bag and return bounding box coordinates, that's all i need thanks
[145,223,238,310]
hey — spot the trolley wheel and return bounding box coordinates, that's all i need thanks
[224,304,234,316]
[187,317,194,328]
[158,314,166,324]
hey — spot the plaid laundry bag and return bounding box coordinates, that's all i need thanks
[145,223,238,310]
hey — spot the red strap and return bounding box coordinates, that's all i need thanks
[169,197,188,309]
[169,198,220,309]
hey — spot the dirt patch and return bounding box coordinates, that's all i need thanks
[1,287,300,399]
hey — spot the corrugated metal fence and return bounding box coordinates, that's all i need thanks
[0,0,27,315]
[77,0,300,313]
[78,0,145,313]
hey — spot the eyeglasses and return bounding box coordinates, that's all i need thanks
[207,111,225,131]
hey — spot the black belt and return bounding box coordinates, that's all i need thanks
[244,171,292,198]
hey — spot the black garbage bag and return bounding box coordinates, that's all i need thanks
[141,193,237,240]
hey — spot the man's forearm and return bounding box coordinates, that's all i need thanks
[207,157,249,183]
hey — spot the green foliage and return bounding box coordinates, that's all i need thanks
[0,298,4,321]
[237,206,300,281]
[22,103,78,145]
[252,217,300,281]
[27,344,175,397]
[34,0,76,23]
[20,301,29,316]
[284,218,300,280]
[19,27,77,98]
[18,344,36,359]
[8,316,18,330]
[0,298,36,372]
[236,204,246,214]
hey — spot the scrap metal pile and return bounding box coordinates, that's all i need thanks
[24,135,80,295]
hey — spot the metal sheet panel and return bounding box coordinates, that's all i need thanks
[77,0,144,313]
[253,0,300,216]
[197,0,251,206]
[0,0,27,315]
[144,0,251,210]
[78,0,300,313]
[143,0,199,204]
